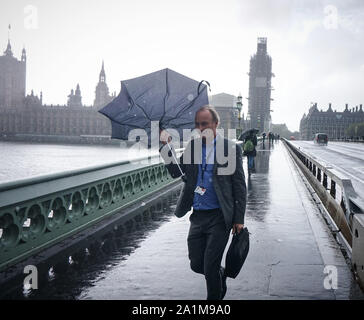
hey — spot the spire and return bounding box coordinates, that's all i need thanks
[75,84,81,96]
[4,24,13,56]
[21,47,26,62]
[99,60,106,83]
[4,40,13,56]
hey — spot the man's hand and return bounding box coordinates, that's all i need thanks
[232,224,244,235]
[160,130,172,145]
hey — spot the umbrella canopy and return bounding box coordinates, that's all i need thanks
[225,227,250,279]
[99,68,210,145]
[238,128,259,141]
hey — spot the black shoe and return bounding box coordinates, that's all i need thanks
[220,266,227,300]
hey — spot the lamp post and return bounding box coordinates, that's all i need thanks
[236,94,243,138]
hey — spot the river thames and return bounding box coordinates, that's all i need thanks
[0,141,158,184]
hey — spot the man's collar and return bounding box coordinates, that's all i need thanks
[202,136,217,147]
[204,132,222,144]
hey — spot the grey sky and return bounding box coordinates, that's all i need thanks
[1,0,363,131]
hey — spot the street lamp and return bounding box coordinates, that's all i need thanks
[236,94,243,138]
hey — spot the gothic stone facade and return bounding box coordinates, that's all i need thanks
[300,103,364,140]
[247,37,273,133]
[209,93,245,138]
[0,40,26,108]
[0,39,114,140]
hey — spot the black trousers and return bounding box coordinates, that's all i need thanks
[187,208,230,300]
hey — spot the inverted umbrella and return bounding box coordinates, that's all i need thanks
[99,68,210,142]
[99,68,210,177]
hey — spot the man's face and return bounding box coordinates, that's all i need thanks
[195,109,217,142]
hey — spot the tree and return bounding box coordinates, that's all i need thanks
[346,122,364,137]
[270,123,298,139]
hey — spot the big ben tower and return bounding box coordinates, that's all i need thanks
[247,37,273,133]
[94,61,112,109]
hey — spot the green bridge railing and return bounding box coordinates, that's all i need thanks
[0,150,182,271]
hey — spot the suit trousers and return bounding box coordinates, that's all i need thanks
[187,208,230,300]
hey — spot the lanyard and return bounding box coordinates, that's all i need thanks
[200,140,216,186]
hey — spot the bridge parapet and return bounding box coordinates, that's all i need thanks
[0,150,182,272]
[282,138,364,289]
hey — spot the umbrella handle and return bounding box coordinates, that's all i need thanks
[198,80,211,95]
[166,141,186,181]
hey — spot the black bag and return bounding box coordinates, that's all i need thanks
[225,227,250,279]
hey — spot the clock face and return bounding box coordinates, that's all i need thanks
[255,77,267,87]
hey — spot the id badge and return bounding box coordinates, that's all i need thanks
[194,186,206,196]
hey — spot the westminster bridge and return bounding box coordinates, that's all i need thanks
[0,139,364,300]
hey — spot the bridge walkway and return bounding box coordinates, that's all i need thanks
[76,141,363,300]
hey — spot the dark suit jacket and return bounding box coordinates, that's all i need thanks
[160,136,247,230]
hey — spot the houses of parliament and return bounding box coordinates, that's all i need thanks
[0,37,115,143]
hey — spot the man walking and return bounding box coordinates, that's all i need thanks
[243,131,257,175]
[159,106,247,300]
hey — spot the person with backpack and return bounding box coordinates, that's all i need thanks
[243,132,257,175]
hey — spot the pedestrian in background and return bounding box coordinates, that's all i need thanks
[243,131,257,175]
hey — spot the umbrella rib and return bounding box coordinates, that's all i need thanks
[159,69,169,127]
[177,84,208,119]
[161,94,191,124]
[163,89,205,129]
[134,102,152,122]
[108,117,145,129]
[123,84,152,122]
[133,87,150,101]
[173,88,202,120]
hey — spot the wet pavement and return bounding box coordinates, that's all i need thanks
[2,141,364,300]
[290,141,364,201]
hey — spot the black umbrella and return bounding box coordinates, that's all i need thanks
[238,128,259,141]
[225,227,250,279]
[99,68,210,178]
[99,68,210,144]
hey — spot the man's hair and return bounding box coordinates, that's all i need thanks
[195,105,220,126]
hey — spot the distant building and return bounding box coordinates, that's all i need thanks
[299,103,364,140]
[0,36,114,142]
[67,84,83,108]
[209,93,244,137]
[247,37,273,133]
[0,40,26,108]
[94,61,114,109]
